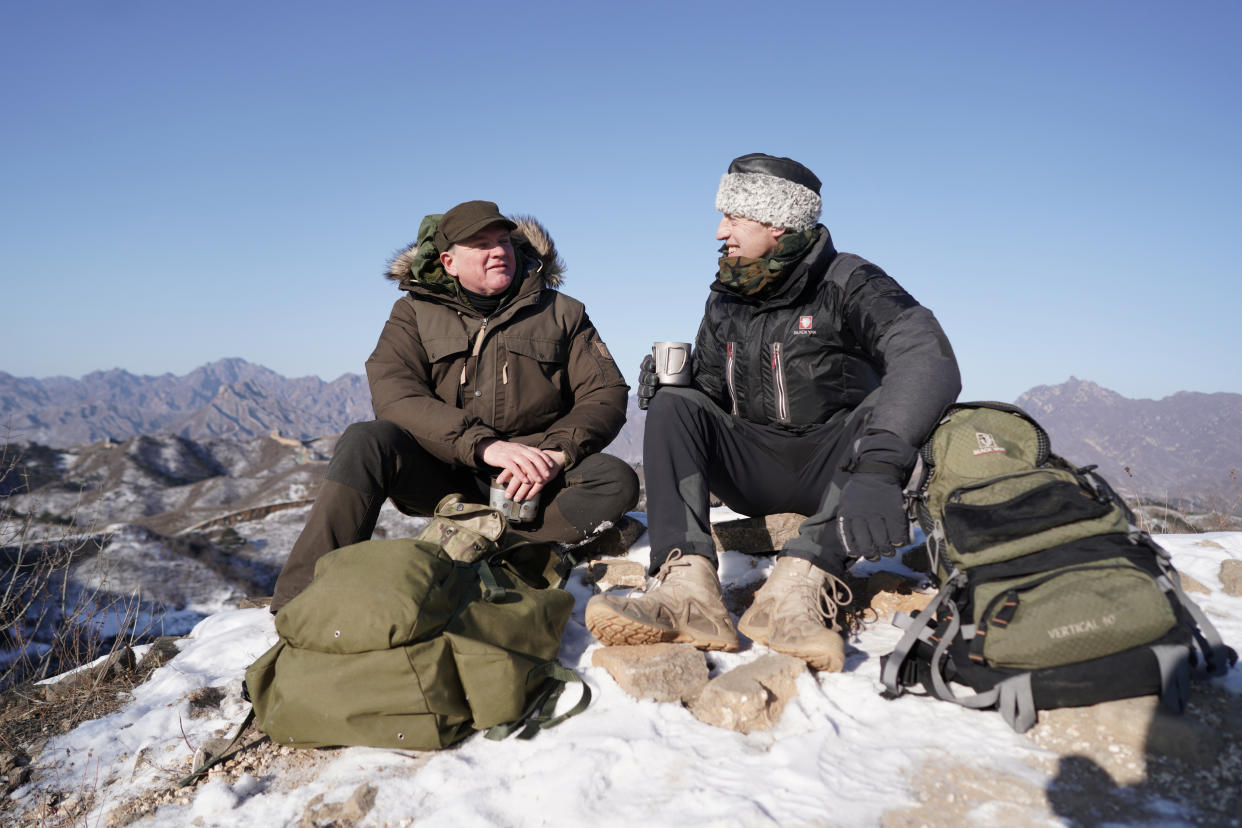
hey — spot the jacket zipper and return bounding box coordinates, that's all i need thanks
[725,342,739,416]
[948,468,1069,504]
[460,317,489,387]
[771,343,788,421]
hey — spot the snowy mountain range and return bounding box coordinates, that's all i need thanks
[0,358,371,447]
[4,360,1242,505]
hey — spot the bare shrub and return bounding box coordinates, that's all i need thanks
[1121,465,1242,535]
[1,441,162,693]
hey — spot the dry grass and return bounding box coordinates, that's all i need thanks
[2,440,170,692]
[0,438,177,823]
[0,636,182,826]
[1119,466,1242,534]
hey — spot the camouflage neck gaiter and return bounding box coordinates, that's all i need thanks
[715,228,817,298]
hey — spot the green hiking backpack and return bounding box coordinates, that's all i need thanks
[880,402,1235,732]
[243,494,589,751]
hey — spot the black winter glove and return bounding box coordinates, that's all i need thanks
[637,354,660,410]
[836,472,909,562]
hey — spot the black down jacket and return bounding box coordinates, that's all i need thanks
[691,226,961,452]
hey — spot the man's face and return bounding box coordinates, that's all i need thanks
[441,224,517,296]
[716,214,784,259]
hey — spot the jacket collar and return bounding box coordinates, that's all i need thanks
[401,262,547,321]
[709,225,838,308]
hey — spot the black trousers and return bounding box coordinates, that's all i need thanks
[642,387,875,576]
[271,420,639,611]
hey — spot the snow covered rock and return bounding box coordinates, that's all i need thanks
[1220,558,1242,596]
[688,652,806,733]
[590,643,709,704]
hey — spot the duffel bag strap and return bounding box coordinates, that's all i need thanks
[485,662,592,742]
[476,560,511,603]
[177,707,258,788]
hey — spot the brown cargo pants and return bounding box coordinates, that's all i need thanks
[271,419,638,612]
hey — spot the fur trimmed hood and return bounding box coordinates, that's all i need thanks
[384,215,565,290]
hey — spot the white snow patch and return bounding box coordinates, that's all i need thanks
[20,522,1241,828]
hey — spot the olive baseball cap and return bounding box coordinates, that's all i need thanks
[433,200,517,250]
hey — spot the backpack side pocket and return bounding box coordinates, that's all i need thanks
[970,558,1178,670]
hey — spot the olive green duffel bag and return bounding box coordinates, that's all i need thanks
[244,494,588,751]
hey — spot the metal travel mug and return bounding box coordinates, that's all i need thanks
[488,477,541,523]
[652,341,693,386]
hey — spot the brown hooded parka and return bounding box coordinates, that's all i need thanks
[367,216,628,471]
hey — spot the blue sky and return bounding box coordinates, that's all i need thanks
[3,1,1239,403]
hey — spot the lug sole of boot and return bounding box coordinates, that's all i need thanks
[585,602,738,652]
[740,621,844,672]
[768,643,844,673]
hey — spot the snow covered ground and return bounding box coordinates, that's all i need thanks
[11,517,1242,827]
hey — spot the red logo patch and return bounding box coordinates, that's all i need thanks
[799,316,813,329]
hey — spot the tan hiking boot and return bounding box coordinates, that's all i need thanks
[585,550,739,651]
[738,556,854,672]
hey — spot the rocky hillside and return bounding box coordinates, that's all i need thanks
[5,362,1240,510]
[0,357,648,463]
[2,431,336,534]
[0,358,371,446]
[1016,377,1242,509]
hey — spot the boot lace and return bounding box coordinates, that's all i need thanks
[649,548,692,588]
[807,571,858,634]
[655,551,695,583]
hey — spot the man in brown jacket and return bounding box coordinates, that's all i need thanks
[271,201,637,611]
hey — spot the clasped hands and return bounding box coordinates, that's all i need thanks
[476,439,565,502]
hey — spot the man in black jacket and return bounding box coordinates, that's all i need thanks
[586,153,961,671]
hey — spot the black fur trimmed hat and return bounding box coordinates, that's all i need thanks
[715,153,822,231]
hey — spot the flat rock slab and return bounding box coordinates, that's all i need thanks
[1026,694,1223,785]
[689,653,807,733]
[889,685,1242,827]
[862,571,933,620]
[299,782,378,827]
[868,589,933,620]
[584,559,646,592]
[570,515,648,559]
[591,643,709,704]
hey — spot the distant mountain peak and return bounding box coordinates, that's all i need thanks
[0,360,372,447]
[1016,377,1123,413]
[1011,378,1242,503]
